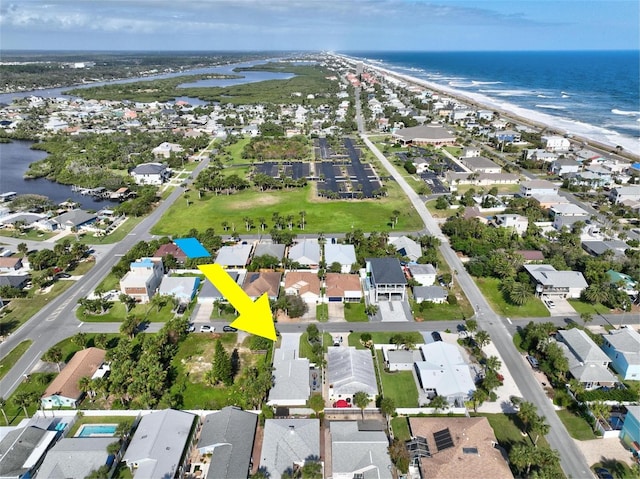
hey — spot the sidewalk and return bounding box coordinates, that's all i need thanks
[477,341,523,414]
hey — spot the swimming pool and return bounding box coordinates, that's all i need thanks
[609,416,624,429]
[76,424,118,437]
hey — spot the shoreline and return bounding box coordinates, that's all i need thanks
[337,54,639,161]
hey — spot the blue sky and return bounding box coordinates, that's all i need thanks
[1,0,638,51]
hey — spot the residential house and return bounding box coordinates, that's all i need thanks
[196,406,258,479]
[153,243,187,265]
[268,348,310,406]
[253,242,286,263]
[158,276,200,304]
[284,271,321,304]
[602,327,640,380]
[390,236,422,262]
[550,203,589,218]
[541,135,570,152]
[520,180,559,197]
[325,273,363,302]
[527,148,558,163]
[493,214,528,235]
[288,240,321,269]
[198,272,239,304]
[259,419,320,479]
[461,156,502,174]
[242,272,281,301]
[461,147,481,158]
[414,285,448,304]
[215,244,253,268]
[407,417,514,479]
[36,437,117,479]
[606,270,638,298]
[494,129,521,143]
[324,243,357,273]
[152,142,184,158]
[365,257,407,302]
[523,264,588,298]
[412,156,431,174]
[327,346,378,402]
[384,348,420,371]
[619,405,640,452]
[550,157,581,176]
[407,263,436,286]
[130,162,169,185]
[41,347,107,409]
[515,250,545,262]
[52,209,97,231]
[610,186,640,204]
[556,329,618,390]
[392,124,456,146]
[532,194,571,209]
[119,257,164,303]
[123,409,197,479]
[330,421,392,479]
[582,240,629,258]
[0,273,30,290]
[0,425,58,479]
[414,342,476,405]
[0,257,23,273]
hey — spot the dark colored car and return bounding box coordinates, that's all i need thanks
[431,331,442,342]
[176,304,187,314]
[594,468,614,479]
[56,273,71,279]
[223,325,238,332]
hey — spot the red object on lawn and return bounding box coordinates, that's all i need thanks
[333,399,350,408]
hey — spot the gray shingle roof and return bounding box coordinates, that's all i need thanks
[254,243,286,260]
[268,349,310,405]
[197,407,258,479]
[199,272,239,300]
[36,437,115,479]
[414,285,447,300]
[215,244,253,267]
[53,209,97,228]
[327,347,378,396]
[557,329,610,364]
[324,243,356,266]
[330,421,392,479]
[0,426,53,478]
[367,258,406,285]
[260,419,319,479]
[131,162,166,175]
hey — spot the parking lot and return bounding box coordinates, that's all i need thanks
[254,161,310,180]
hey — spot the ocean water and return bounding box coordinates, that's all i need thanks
[343,51,639,154]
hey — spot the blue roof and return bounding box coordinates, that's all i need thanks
[174,238,211,258]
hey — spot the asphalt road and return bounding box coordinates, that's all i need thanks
[360,132,593,478]
[0,149,213,397]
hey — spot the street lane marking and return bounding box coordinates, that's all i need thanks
[506,318,512,324]
[78,322,84,328]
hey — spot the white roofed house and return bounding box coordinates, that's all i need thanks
[390,236,422,262]
[524,264,588,299]
[330,421,393,479]
[556,329,618,390]
[327,346,378,402]
[520,179,559,197]
[130,162,169,185]
[152,141,184,159]
[52,209,97,231]
[414,342,476,406]
[268,348,310,407]
[541,135,570,152]
[288,240,321,269]
[609,186,640,204]
[119,257,164,303]
[492,214,529,236]
[602,327,640,381]
[392,124,457,146]
[36,437,117,479]
[324,243,357,273]
[259,419,320,479]
[215,243,253,268]
[123,409,198,479]
[407,263,437,286]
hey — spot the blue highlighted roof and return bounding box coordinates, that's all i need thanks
[174,237,211,258]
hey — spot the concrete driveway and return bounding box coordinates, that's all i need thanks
[327,302,344,322]
[279,332,302,354]
[543,296,577,317]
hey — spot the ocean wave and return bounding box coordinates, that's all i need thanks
[561,94,570,98]
[536,104,567,110]
[471,81,503,85]
[479,88,536,97]
[449,81,475,88]
[611,108,640,116]
[537,94,551,98]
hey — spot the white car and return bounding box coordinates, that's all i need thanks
[187,323,195,333]
[199,325,215,333]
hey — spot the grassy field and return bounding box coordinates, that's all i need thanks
[0,230,56,241]
[556,409,597,440]
[344,302,368,322]
[67,259,95,276]
[348,332,424,349]
[151,182,423,235]
[3,372,55,425]
[78,302,177,323]
[391,416,411,441]
[376,354,419,407]
[481,413,534,451]
[475,277,549,318]
[0,281,75,336]
[316,304,328,322]
[74,216,144,245]
[0,340,32,381]
[567,299,611,315]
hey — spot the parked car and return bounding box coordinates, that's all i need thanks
[55,273,71,279]
[176,304,187,315]
[546,299,556,308]
[200,325,214,333]
[187,323,195,333]
[431,331,443,342]
[222,325,237,332]
[526,355,539,369]
[594,468,614,479]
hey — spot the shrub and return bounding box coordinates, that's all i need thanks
[577,388,638,402]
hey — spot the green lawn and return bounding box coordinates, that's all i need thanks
[591,461,637,479]
[4,372,55,425]
[74,216,144,245]
[67,259,95,276]
[51,333,121,362]
[0,281,75,336]
[556,409,597,440]
[151,182,423,235]
[299,332,333,359]
[0,229,56,241]
[376,355,419,407]
[474,277,549,318]
[78,302,177,323]
[481,413,533,451]
[391,416,411,441]
[0,340,32,381]
[567,299,611,315]
[348,332,424,349]
[316,304,328,322]
[344,302,368,322]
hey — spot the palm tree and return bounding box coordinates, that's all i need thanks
[517,401,538,435]
[429,395,449,413]
[469,389,488,413]
[0,398,8,426]
[583,281,611,304]
[380,396,396,419]
[44,346,63,372]
[590,401,610,432]
[509,443,537,476]
[508,282,532,305]
[580,312,593,326]
[353,391,370,420]
[474,330,491,349]
[13,391,36,419]
[484,355,501,372]
[299,210,306,230]
[530,415,550,446]
[78,376,92,400]
[465,319,478,337]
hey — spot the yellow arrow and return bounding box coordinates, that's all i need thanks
[198,264,277,341]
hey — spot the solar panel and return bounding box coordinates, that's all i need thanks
[433,428,454,451]
[405,436,430,459]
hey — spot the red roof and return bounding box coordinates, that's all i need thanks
[153,243,187,260]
